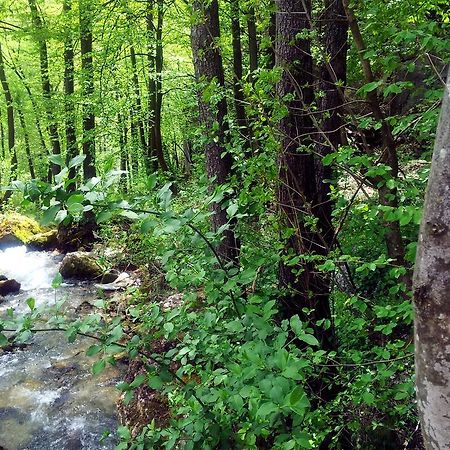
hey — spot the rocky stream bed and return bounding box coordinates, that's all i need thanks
[0,246,126,450]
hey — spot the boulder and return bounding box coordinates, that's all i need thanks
[0,279,21,296]
[26,230,58,251]
[59,252,102,280]
[0,213,55,251]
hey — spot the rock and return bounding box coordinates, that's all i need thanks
[100,270,119,284]
[56,214,98,252]
[59,252,102,280]
[0,275,7,281]
[94,272,132,291]
[0,233,24,250]
[26,230,58,251]
[0,213,49,250]
[0,279,21,296]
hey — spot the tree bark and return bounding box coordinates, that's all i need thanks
[28,0,62,179]
[190,0,240,262]
[413,68,450,450]
[0,44,17,203]
[17,106,36,180]
[276,0,334,350]
[64,0,78,189]
[342,0,408,285]
[80,0,96,180]
[130,46,147,154]
[247,6,258,74]
[314,0,348,248]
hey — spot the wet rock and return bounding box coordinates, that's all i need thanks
[0,213,48,250]
[117,359,170,437]
[75,301,94,314]
[59,252,102,281]
[0,279,21,296]
[95,272,132,291]
[100,270,119,284]
[0,275,7,281]
[26,230,58,251]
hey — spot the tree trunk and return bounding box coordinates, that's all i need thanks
[17,106,36,180]
[314,0,348,248]
[0,44,17,203]
[276,0,334,350]
[342,0,408,286]
[190,0,240,262]
[154,0,168,172]
[80,0,96,180]
[230,0,248,134]
[413,68,450,450]
[147,0,157,172]
[64,0,78,189]
[247,6,258,74]
[28,0,62,179]
[130,46,147,154]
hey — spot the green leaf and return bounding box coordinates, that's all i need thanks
[48,154,64,166]
[52,272,63,289]
[130,373,147,388]
[92,359,106,375]
[288,386,310,409]
[67,202,84,215]
[67,193,85,205]
[86,344,102,357]
[298,333,319,347]
[68,154,86,169]
[97,210,113,223]
[0,333,8,346]
[256,401,278,419]
[26,297,35,310]
[42,205,60,226]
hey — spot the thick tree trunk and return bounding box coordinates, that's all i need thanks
[276,0,334,350]
[314,0,348,248]
[190,0,240,262]
[80,0,96,180]
[28,0,62,179]
[0,44,17,203]
[413,68,450,450]
[64,0,78,189]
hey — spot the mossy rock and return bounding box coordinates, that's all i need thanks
[0,213,54,250]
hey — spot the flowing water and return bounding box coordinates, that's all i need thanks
[0,246,125,450]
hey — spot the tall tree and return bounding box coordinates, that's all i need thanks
[276,0,334,349]
[28,0,62,179]
[0,44,17,202]
[413,68,450,450]
[190,0,239,262]
[246,6,258,74]
[342,0,408,287]
[63,0,78,188]
[314,0,348,247]
[80,0,96,179]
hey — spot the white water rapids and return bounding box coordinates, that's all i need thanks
[0,246,124,450]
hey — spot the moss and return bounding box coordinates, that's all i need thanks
[0,213,48,244]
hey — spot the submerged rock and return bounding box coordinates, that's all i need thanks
[0,233,24,250]
[0,279,21,296]
[59,252,102,280]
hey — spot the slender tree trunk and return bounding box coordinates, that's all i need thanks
[0,44,17,203]
[154,0,168,172]
[64,0,78,189]
[80,0,96,180]
[130,46,147,154]
[190,0,240,262]
[28,0,62,179]
[118,110,128,192]
[147,0,157,172]
[0,107,5,159]
[17,107,36,180]
[230,0,248,134]
[247,6,258,74]
[266,9,276,69]
[342,0,409,287]
[276,0,334,350]
[413,68,450,450]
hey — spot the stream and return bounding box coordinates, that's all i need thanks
[0,246,125,450]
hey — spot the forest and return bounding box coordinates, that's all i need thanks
[0,0,449,448]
